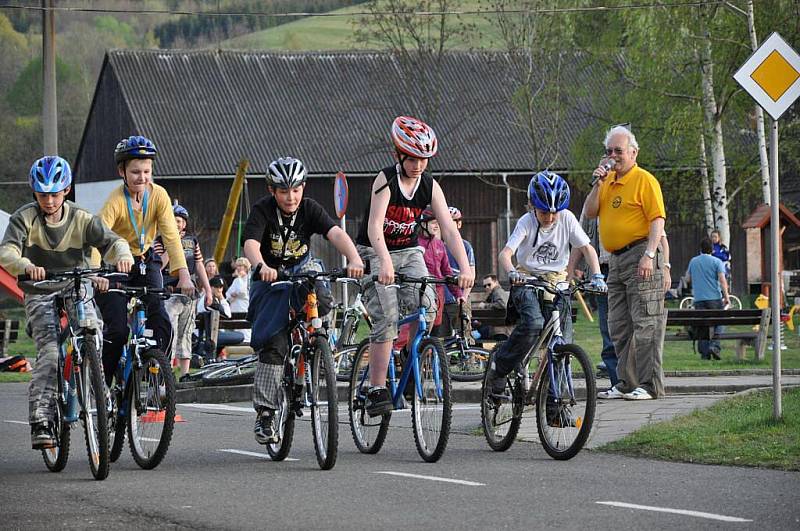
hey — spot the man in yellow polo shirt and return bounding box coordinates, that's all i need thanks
[583,125,670,400]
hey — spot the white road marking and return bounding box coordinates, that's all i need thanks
[3,420,27,425]
[140,437,161,442]
[374,471,484,486]
[180,404,252,413]
[218,448,299,461]
[596,501,753,523]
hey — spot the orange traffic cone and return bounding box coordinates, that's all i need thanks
[140,410,185,423]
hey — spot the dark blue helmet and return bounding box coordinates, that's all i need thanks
[29,156,72,194]
[528,171,570,213]
[173,203,189,220]
[114,135,157,164]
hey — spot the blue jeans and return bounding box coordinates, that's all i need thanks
[597,293,618,387]
[494,286,571,376]
[694,298,723,359]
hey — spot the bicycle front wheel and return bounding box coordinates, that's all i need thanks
[348,339,390,454]
[535,344,596,460]
[78,336,110,480]
[128,349,176,469]
[679,296,694,309]
[200,358,257,386]
[411,338,452,463]
[310,339,338,470]
[448,344,490,382]
[266,379,295,461]
[481,345,523,452]
[42,388,70,472]
[727,294,743,310]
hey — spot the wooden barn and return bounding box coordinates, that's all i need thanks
[73,49,775,295]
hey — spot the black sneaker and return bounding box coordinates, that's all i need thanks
[545,397,577,428]
[31,422,55,450]
[254,410,278,445]
[485,368,507,397]
[365,386,392,417]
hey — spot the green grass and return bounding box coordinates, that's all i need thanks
[219,1,505,51]
[600,387,800,470]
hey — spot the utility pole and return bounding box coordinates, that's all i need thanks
[42,0,58,155]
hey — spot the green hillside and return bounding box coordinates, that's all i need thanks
[220,2,504,51]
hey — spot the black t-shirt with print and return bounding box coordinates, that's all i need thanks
[355,165,433,250]
[243,196,336,269]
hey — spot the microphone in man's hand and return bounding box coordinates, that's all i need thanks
[600,158,615,172]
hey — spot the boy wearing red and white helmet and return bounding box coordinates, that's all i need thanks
[354,116,474,416]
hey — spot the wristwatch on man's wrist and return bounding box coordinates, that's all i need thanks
[644,249,656,259]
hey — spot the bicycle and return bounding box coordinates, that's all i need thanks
[348,274,455,463]
[23,267,114,480]
[481,276,597,460]
[329,279,371,382]
[679,294,742,310]
[106,284,176,470]
[443,299,490,382]
[255,267,345,470]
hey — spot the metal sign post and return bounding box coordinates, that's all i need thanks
[733,31,800,419]
[334,171,350,305]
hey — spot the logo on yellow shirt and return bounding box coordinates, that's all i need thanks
[612,196,622,208]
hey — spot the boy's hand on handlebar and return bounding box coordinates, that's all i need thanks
[176,269,195,296]
[116,260,133,273]
[378,262,394,286]
[259,263,278,283]
[24,264,45,281]
[457,271,474,291]
[346,260,365,280]
[508,270,523,285]
[90,276,110,293]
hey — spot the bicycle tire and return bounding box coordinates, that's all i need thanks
[128,349,176,469]
[348,338,390,454]
[266,378,295,461]
[480,345,523,452]
[79,337,110,480]
[42,388,70,472]
[334,345,357,382]
[728,294,743,310]
[448,345,490,382]
[679,296,694,309]
[535,344,596,460]
[411,338,452,463]
[109,383,126,463]
[310,339,338,470]
[200,360,257,386]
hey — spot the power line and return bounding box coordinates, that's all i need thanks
[0,1,726,19]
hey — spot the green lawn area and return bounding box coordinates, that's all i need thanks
[219,1,505,51]
[600,387,800,470]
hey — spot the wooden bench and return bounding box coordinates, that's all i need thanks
[665,308,771,360]
[0,319,20,356]
[470,306,579,348]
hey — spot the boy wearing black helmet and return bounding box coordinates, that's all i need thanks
[243,156,363,445]
[93,135,194,384]
[0,156,133,449]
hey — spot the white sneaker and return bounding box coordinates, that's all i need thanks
[623,387,654,400]
[597,385,624,399]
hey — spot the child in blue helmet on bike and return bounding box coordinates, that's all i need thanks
[486,171,605,394]
[0,156,133,449]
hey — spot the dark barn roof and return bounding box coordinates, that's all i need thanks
[75,49,603,181]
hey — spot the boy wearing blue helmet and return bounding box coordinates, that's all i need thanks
[0,156,133,449]
[486,171,605,395]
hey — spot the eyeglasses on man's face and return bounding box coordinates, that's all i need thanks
[605,146,628,156]
[482,283,492,288]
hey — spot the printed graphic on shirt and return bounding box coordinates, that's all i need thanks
[384,205,424,248]
[533,241,559,264]
[269,229,307,261]
[612,196,622,208]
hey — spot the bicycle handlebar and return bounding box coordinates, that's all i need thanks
[515,276,599,296]
[371,273,460,286]
[18,267,126,284]
[107,283,172,299]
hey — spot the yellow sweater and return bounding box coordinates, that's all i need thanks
[92,183,187,273]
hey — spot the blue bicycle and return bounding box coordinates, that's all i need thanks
[348,274,455,463]
[107,284,176,469]
[24,267,114,480]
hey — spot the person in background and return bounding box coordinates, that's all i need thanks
[154,202,212,378]
[442,206,476,337]
[686,238,730,360]
[417,207,463,337]
[226,256,252,343]
[710,229,732,286]
[197,275,244,360]
[474,274,508,340]
[204,258,218,280]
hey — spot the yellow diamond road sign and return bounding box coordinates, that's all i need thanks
[734,32,800,120]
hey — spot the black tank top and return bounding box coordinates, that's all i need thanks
[356,165,433,251]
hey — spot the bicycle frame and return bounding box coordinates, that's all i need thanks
[113,293,157,419]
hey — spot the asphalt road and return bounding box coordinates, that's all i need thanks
[1,383,798,530]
